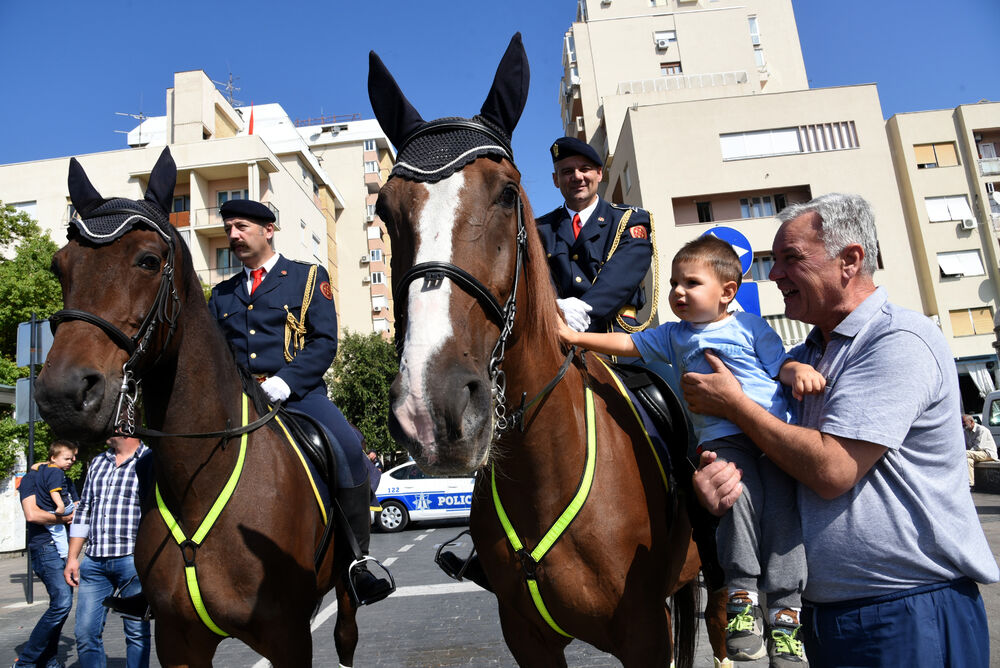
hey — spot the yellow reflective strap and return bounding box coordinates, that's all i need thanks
[531,387,596,560]
[155,485,186,546]
[184,565,227,636]
[527,579,572,638]
[491,386,599,640]
[594,357,669,491]
[273,414,327,525]
[193,394,249,544]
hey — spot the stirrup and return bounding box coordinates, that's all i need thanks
[434,529,492,592]
[346,556,395,607]
[102,576,153,621]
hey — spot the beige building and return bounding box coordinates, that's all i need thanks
[886,101,1000,403]
[560,0,922,352]
[0,70,396,339]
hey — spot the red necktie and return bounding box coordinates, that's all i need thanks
[572,213,582,240]
[250,267,265,294]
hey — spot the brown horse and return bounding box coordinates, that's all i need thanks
[33,149,360,667]
[368,35,727,667]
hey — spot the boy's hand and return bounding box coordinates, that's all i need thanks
[556,316,577,346]
[791,367,826,400]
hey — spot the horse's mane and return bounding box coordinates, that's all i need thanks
[517,187,561,348]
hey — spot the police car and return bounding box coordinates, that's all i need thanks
[374,461,475,532]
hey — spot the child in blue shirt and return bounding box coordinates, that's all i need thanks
[32,441,79,558]
[560,234,825,665]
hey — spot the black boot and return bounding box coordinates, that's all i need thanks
[103,591,153,621]
[338,481,395,606]
[439,552,493,592]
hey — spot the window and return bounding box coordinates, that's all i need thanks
[215,248,241,278]
[172,195,190,213]
[367,225,382,240]
[748,16,761,45]
[721,122,859,160]
[740,196,775,219]
[950,307,994,337]
[366,203,377,217]
[371,271,386,285]
[749,253,775,282]
[364,161,378,174]
[914,143,959,169]
[925,195,974,222]
[300,220,307,246]
[938,250,985,278]
[217,189,248,207]
[660,61,682,76]
[774,193,788,213]
[754,47,766,68]
[11,201,37,219]
[623,163,632,192]
[369,248,383,262]
[363,139,377,151]
[696,201,713,223]
[311,234,321,260]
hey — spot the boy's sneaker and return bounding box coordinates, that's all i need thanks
[725,590,766,660]
[768,608,808,667]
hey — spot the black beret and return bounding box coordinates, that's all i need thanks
[549,137,602,167]
[219,199,276,225]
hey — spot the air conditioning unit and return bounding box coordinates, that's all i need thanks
[365,214,375,223]
[962,218,977,230]
[362,276,371,284]
[373,305,382,313]
[360,255,370,264]
[656,39,670,49]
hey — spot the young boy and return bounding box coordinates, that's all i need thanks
[32,440,79,558]
[559,235,825,666]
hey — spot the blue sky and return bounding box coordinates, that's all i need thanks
[1,1,997,215]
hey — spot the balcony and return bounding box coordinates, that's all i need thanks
[616,70,749,95]
[364,170,382,193]
[194,265,242,288]
[169,211,190,228]
[979,158,1000,177]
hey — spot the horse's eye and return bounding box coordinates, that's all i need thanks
[498,185,518,209]
[137,254,161,271]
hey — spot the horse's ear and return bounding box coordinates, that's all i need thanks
[144,147,176,214]
[479,33,530,136]
[67,157,106,218]
[368,50,425,148]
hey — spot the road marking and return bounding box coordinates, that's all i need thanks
[383,557,397,567]
[391,582,481,597]
[414,534,427,541]
[398,544,414,552]
[424,528,435,532]
[3,601,42,609]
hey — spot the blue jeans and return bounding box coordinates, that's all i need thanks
[17,542,73,668]
[75,555,150,668]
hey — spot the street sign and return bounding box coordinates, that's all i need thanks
[702,226,753,277]
[14,377,36,425]
[16,320,53,368]
[731,282,760,316]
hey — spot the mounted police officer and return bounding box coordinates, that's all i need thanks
[207,199,392,606]
[536,137,653,334]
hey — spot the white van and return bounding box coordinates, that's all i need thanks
[980,390,1000,449]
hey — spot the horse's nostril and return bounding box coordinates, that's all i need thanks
[78,372,106,412]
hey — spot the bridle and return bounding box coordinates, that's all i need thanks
[50,215,181,436]
[390,120,573,438]
[49,218,280,440]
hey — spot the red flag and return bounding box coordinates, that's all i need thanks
[248,102,254,135]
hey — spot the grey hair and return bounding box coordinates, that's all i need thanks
[777,193,879,275]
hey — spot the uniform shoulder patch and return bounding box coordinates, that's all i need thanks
[319,281,333,300]
[629,226,648,239]
[610,203,642,213]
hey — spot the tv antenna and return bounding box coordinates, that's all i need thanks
[213,71,243,107]
[114,94,147,145]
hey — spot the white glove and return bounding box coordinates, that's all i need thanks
[261,376,291,403]
[557,297,593,332]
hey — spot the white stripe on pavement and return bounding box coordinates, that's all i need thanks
[383,557,397,567]
[398,543,414,552]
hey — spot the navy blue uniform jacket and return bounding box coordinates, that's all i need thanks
[536,198,652,332]
[208,255,337,399]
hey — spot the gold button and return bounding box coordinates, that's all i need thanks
[547,253,552,258]
[572,254,579,261]
[250,353,257,359]
[250,329,256,335]
[248,304,254,311]
[575,276,582,283]
[223,313,228,317]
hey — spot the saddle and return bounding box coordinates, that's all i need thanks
[606,362,725,590]
[279,407,338,487]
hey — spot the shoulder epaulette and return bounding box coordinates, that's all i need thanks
[610,203,644,214]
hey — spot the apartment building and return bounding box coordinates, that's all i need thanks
[886,101,1000,406]
[301,119,396,337]
[560,0,922,352]
[0,70,396,339]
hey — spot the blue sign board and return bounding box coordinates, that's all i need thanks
[701,227,753,277]
[733,282,760,316]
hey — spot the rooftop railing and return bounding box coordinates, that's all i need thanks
[616,70,749,96]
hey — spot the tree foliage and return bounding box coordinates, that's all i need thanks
[0,202,64,478]
[325,331,399,457]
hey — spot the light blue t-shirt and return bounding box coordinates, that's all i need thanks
[631,311,791,444]
[791,288,999,602]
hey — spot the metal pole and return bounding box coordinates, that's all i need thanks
[24,313,38,604]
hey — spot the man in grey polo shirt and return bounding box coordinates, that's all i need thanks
[683,193,999,666]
